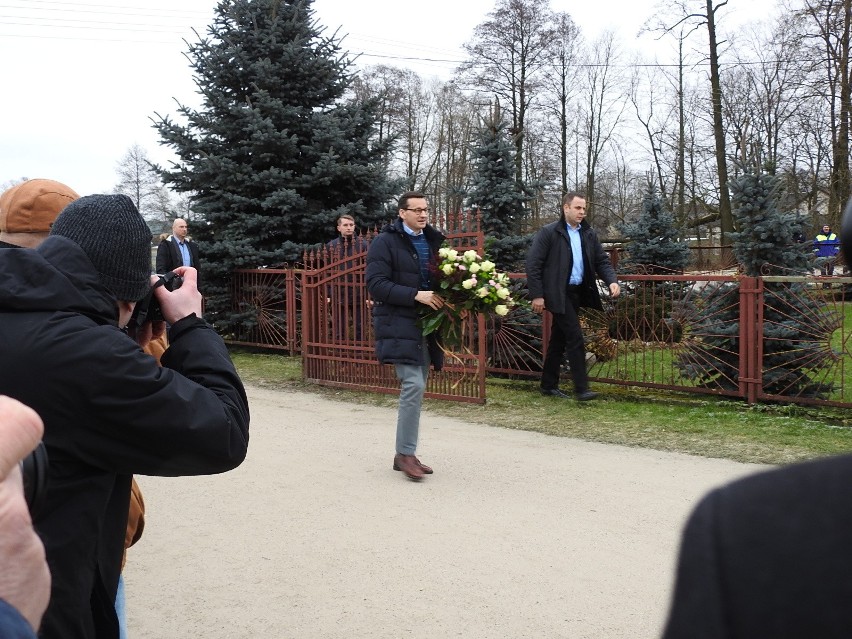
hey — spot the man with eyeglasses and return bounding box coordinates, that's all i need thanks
[366,191,445,481]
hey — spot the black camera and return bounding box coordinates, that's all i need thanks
[128,271,183,328]
[20,441,48,517]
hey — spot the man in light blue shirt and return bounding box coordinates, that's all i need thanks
[156,218,200,286]
[526,192,620,400]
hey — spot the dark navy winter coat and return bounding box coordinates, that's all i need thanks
[0,236,249,639]
[366,218,445,370]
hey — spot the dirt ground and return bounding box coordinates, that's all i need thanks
[125,385,765,638]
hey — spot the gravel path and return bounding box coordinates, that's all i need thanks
[125,385,765,638]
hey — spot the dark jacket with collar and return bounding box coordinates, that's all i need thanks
[156,235,200,276]
[525,218,617,314]
[0,237,249,639]
[327,235,369,294]
[663,453,852,639]
[366,218,445,370]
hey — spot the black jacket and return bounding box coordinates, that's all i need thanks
[327,235,369,297]
[0,237,249,639]
[663,454,852,639]
[156,235,200,275]
[366,219,445,370]
[525,219,617,314]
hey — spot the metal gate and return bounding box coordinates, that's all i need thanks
[301,212,489,403]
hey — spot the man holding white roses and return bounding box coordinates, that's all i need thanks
[526,192,620,401]
[366,192,445,481]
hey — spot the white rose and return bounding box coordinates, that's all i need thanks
[442,263,455,275]
[495,304,509,316]
[469,262,481,273]
[476,287,489,298]
[462,278,476,289]
[447,249,458,260]
[463,250,478,262]
[481,260,495,272]
[496,287,510,299]
[438,247,450,258]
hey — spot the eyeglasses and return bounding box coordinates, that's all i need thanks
[403,207,431,214]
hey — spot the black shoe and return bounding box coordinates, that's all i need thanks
[541,388,571,398]
[575,390,598,401]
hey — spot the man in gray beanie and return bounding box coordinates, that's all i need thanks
[50,194,153,303]
[0,194,250,639]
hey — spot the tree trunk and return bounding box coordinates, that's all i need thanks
[829,0,851,222]
[706,0,733,245]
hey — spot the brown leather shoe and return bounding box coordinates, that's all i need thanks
[392,454,424,480]
[414,456,433,474]
[393,454,433,475]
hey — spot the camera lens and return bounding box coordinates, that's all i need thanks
[20,441,49,517]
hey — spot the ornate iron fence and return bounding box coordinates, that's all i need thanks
[228,268,300,353]
[299,211,489,403]
[225,262,851,408]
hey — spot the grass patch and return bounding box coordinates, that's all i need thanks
[230,348,852,466]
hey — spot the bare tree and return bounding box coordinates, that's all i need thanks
[578,31,629,222]
[541,11,583,195]
[631,27,708,231]
[459,0,557,184]
[114,144,174,233]
[350,66,436,189]
[429,81,478,215]
[653,0,736,245]
[349,65,408,159]
[795,0,852,224]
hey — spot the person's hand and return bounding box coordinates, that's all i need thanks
[609,283,621,298]
[531,297,545,314]
[0,396,50,632]
[415,291,444,309]
[152,267,203,325]
[124,313,165,349]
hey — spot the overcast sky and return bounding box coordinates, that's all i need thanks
[0,0,777,197]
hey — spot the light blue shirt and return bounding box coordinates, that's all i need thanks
[176,239,192,267]
[567,223,584,285]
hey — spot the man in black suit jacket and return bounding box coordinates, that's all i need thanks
[156,218,200,280]
[662,199,852,638]
[662,454,852,638]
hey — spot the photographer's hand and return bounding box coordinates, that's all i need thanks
[153,267,203,325]
[0,396,50,632]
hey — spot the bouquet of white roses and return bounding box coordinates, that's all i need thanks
[419,244,518,348]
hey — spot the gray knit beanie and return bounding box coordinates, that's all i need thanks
[50,194,152,301]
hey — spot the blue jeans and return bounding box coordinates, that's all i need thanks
[115,574,127,639]
[394,355,431,455]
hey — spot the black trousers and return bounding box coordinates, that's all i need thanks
[540,288,588,393]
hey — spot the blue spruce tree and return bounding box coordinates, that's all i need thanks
[679,165,833,397]
[611,184,690,342]
[619,183,690,274]
[465,101,538,370]
[152,0,397,330]
[465,101,535,271]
